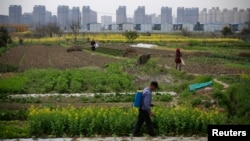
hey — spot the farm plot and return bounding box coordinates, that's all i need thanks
[97,43,250,75]
[0,105,227,138]
[0,45,120,70]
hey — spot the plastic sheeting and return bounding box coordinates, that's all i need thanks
[189,81,213,92]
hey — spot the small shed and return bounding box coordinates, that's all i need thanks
[140,24,152,32]
[88,23,101,32]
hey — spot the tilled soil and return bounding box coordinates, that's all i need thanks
[0,45,120,70]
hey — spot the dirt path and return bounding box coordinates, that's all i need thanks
[213,78,230,91]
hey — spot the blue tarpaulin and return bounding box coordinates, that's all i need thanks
[189,81,213,92]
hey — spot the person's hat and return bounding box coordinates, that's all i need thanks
[151,81,159,90]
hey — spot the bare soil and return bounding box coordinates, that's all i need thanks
[0,45,120,71]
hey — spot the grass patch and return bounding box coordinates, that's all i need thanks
[225,63,250,69]
[0,75,28,94]
[217,75,241,85]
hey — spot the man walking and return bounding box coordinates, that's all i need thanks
[90,39,96,51]
[175,48,182,71]
[133,81,159,137]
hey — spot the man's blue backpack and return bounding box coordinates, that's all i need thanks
[133,91,143,108]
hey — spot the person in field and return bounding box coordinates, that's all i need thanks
[133,81,159,137]
[90,39,96,51]
[175,48,182,71]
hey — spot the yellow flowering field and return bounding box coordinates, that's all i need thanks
[28,105,226,136]
[17,33,242,44]
[85,33,241,43]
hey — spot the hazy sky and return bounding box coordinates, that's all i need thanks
[0,0,249,21]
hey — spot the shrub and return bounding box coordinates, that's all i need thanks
[0,109,28,120]
[158,94,173,102]
[19,38,23,45]
[123,30,139,43]
[213,75,250,124]
[0,26,11,47]
[221,26,232,37]
[193,75,212,83]
[224,76,250,124]
[191,98,202,107]
[241,28,250,35]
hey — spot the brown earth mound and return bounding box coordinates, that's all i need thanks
[123,47,138,57]
[66,46,82,52]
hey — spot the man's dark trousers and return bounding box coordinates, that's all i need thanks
[133,109,155,136]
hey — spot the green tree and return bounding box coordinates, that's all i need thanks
[241,28,250,35]
[221,26,232,37]
[181,28,190,37]
[123,30,139,43]
[0,26,11,47]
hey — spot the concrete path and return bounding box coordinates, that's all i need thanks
[9,92,177,98]
[2,137,207,141]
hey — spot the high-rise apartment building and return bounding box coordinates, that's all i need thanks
[50,15,57,24]
[45,11,52,24]
[144,15,152,24]
[199,7,250,24]
[116,6,127,24]
[233,8,240,23]
[101,16,112,29]
[127,17,134,23]
[199,8,207,24]
[69,7,80,25]
[207,7,220,23]
[134,6,145,24]
[21,13,33,26]
[239,9,249,24]
[82,6,97,29]
[33,5,46,27]
[9,5,22,24]
[161,7,172,24]
[57,5,69,29]
[177,7,184,23]
[177,7,198,24]
[221,9,228,24]
[0,15,9,25]
[185,8,199,24]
